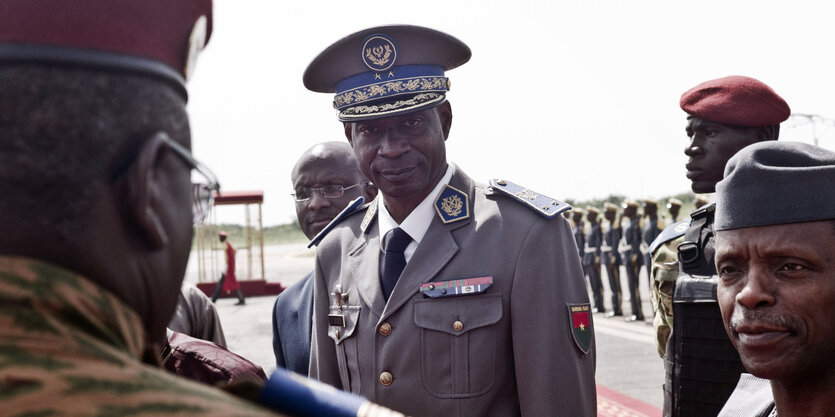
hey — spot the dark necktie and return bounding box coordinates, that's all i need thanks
[380,227,411,301]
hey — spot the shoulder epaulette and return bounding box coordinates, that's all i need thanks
[649,219,691,255]
[488,179,570,218]
[307,196,366,248]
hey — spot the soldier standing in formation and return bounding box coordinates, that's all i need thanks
[572,208,587,267]
[583,207,605,313]
[666,198,682,223]
[618,200,645,321]
[641,200,662,293]
[601,203,623,317]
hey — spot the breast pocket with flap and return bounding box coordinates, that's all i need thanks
[413,293,503,398]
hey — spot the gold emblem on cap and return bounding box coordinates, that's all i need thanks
[366,44,393,67]
[184,15,208,80]
[362,35,397,71]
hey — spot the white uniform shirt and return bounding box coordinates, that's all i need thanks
[377,162,455,263]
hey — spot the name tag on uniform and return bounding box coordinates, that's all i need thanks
[328,314,346,327]
[420,276,493,298]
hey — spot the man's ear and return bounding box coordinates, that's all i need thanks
[124,132,171,250]
[343,122,354,145]
[438,101,453,140]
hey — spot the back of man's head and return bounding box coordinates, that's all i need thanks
[0,0,213,345]
[0,66,188,244]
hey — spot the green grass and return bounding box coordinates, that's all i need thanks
[194,222,307,249]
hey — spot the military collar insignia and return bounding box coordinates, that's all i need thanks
[488,179,570,218]
[307,196,366,248]
[434,184,469,224]
[567,303,593,355]
[360,197,378,233]
[361,33,397,71]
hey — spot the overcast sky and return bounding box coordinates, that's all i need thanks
[187,0,835,226]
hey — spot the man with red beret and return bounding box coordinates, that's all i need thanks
[0,1,289,415]
[647,75,791,417]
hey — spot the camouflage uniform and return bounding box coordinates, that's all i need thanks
[650,235,683,356]
[0,256,281,416]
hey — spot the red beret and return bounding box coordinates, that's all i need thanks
[680,75,790,127]
[0,0,212,99]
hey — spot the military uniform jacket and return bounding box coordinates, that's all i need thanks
[582,222,602,266]
[310,168,596,417]
[0,256,281,416]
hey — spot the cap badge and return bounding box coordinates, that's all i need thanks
[434,184,469,224]
[362,34,397,71]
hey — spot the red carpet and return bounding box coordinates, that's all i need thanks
[597,385,662,417]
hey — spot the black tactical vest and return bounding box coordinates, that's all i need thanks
[663,203,746,417]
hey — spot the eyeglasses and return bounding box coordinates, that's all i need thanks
[161,135,221,225]
[291,181,369,202]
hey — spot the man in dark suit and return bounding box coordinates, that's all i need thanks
[272,142,376,374]
[304,25,596,416]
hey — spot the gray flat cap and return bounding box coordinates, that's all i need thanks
[715,141,835,231]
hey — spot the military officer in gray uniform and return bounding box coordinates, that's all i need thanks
[619,200,644,321]
[303,25,596,417]
[601,202,623,317]
[583,206,605,313]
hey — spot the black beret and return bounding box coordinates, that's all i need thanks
[715,141,835,230]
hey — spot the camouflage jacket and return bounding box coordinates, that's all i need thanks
[0,256,281,416]
[649,236,683,357]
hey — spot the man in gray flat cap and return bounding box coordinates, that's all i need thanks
[303,25,595,416]
[714,141,835,417]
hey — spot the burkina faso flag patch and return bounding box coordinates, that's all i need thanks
[567,303,592,354]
